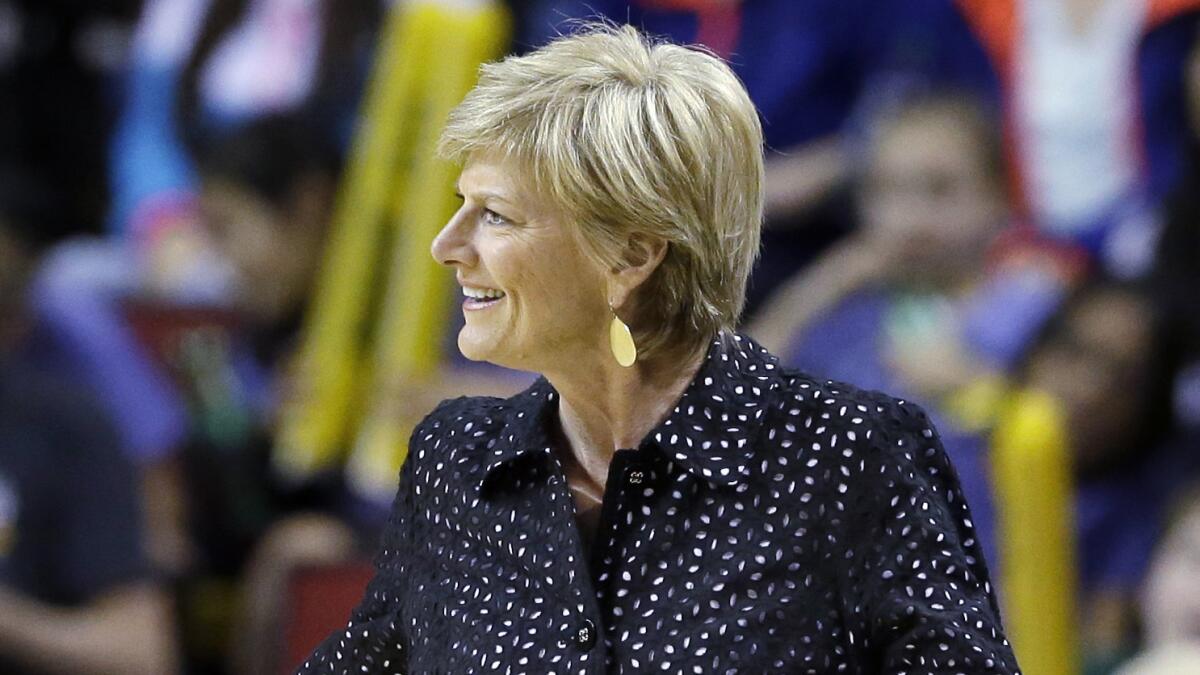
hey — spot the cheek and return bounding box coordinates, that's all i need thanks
[513,257,596,330]
[866,195,912,235]
[1028,356,1093,427]
[280,229,322,282]
[508,237,597,299]
[225,224,275,275]
[947,197,998,240]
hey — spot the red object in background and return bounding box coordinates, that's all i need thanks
[122,300,243,379]
[635,0,742,58]
[281,560,375,674]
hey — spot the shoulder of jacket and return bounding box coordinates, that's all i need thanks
[771,367,903,412]
[769,368,935,445]
[415,394,510,436]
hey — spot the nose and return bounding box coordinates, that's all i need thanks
[431,207,476,268]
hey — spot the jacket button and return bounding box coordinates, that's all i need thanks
[628,470,645,485]
[573,618,597,650]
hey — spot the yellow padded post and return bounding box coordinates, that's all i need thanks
[991,388,1080,675]
[346,1,512,502]
[274,2,437,479]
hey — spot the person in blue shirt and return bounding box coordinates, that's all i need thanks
[0,165,178,675]
[750,91,1078,573]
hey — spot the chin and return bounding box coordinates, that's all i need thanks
[460,330,539,373]
[457,327,515,367]
[456,331,491,363]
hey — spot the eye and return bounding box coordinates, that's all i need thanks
[481,208,509,226]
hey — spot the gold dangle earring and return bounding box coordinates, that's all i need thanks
[609,302,637,367]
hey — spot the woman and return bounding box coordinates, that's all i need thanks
[298,25,1020,674]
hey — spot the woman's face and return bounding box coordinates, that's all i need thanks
[431,154,610,373]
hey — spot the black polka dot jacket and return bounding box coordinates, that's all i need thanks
[298,333,1021,674]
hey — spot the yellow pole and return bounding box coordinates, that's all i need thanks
[991,388,1080,675]
[273,3,435,479]
[346,0,512,502]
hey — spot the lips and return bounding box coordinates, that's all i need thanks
[462,285,506,311]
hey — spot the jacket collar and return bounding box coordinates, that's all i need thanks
[476,332,784,495]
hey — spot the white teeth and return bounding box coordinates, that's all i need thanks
[463,286,506,300]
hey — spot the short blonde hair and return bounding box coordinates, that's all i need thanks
[439,23,764,358]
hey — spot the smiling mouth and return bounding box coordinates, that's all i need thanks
[462,286,506,311]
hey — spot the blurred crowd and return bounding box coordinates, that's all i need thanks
[1,0,1199,674]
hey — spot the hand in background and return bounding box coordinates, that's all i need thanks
[747,233,897,355]
[884,295,982,401]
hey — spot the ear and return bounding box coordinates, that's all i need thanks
[607,233,669,309]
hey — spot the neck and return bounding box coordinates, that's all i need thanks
[546,337,709,489]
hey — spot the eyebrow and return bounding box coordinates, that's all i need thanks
[483,190,519,207]
[460,186,518,208]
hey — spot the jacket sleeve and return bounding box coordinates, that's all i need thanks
[840,398,1022,674]
[294,424,425,674]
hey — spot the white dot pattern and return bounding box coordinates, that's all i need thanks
[298,333,1021,674]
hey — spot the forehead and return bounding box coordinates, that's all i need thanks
[459,152,544,203]
[458,152,586,241]
[1051,291,1152,366]
[872,112,985,172]
[1070,292,1149,340]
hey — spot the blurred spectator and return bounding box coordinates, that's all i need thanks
[196,116,336,336]
[1153,32,1200,438]
[175,117,359,674]
[32,0,384,467]
[1113,483,1200,675]
[1014,281,1200,672]
[749,91,1079,571]
[522,0,999,314]
[177,115,346,569]
[23,9,384,590]
[1138,483,1200,653]
[193,114,522,675]
[1021,283,1174,480]
[0,167,177,675]
[0,0,142,239]
[956,0,1200,277]
[1115,642,1200,675]
[109,0,381,300]
[17,115,347,672]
